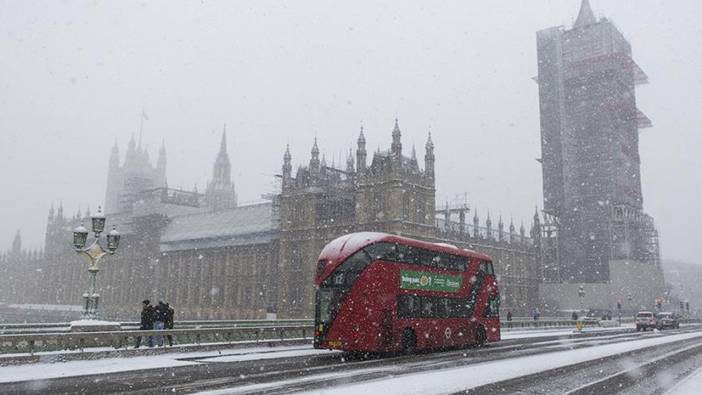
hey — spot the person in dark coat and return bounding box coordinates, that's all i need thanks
[165,302,175,346]
[506,311,513,321]
[153,301,168,346]
[135,300,155,348]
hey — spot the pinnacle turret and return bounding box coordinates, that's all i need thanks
[11,229,21,255]
[391,119,402,159]
[425,132,435,180]
[574,0,597,28]
[356,127,367,172]
[109,139,120,168]
[346,149,354,173]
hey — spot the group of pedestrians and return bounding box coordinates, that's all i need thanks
[135,299,175,348]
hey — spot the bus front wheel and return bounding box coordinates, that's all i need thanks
[475,326,487,347]
[401,328,416,354]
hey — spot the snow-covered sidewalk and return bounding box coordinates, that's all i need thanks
[664,365,702,394]
[0,345,327,384]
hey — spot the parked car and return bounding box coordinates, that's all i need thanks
[635,311,657,331]
[584,309,613,322]
[656,312,680,330]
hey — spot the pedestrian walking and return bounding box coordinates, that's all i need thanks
[135,300,155,348]
[153,301,168,346]
[165,302,175,346]
[506,311,513,321]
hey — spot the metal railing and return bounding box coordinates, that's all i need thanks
[0,325,313,355]
[0,319,314,334]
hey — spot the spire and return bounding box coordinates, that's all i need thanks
[310,137,321,177]
[509,217,515,233]
[128,133,136,151]
[574,0,597,28]
[57,202,64,219]
[311,137,319,158]
[12,229,21,254]
[211,126,232,187]
[219,126,228,155]
[125,133,137,166]
[282,144,293,186]
[284,144,291,162]
[48,203,55,220]
[410,144,418,168]
[498,214,504,241]
[533,206,541,224]
[391,118,402,159]
[357,126,366,144]
[109,139,119,168]
[424,132,435,180]
[346,148,354,173]
[356,126,367,172]
[486,212,493,240]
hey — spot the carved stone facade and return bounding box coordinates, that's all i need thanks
[1,122,542,319]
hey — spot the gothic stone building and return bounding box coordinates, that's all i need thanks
[1,121,542,319]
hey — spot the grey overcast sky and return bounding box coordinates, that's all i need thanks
[0,0,700,263]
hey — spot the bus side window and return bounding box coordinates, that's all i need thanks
[398,294,420,318]
[484,297,500,317]
[480,260,494,275]
[435,298,449,317]
[489,262,495,275]
[421,297,435,318]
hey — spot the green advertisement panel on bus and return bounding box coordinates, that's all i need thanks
[399,270,463,293]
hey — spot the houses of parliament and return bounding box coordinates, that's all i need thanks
[0,121,543,319]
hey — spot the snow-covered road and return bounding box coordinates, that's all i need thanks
[1,324,699,395]
[300,332,702,395]
[0,325,625,384]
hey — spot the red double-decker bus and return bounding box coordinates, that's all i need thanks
[314,232,500,353]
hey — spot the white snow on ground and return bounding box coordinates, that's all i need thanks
[664,365,702,395]
[292,332,702,395]
[501,323,634,340]
[0,345,315,384]
[195,348,337,363]
[0,355,196,384]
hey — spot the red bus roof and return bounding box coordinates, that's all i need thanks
[316,232,492,282]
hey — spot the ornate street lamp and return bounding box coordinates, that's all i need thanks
[578,285,585,312]
[72,206,120,320]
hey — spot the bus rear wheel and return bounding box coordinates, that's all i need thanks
[475,326,487,347]
[401,328,416,354]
